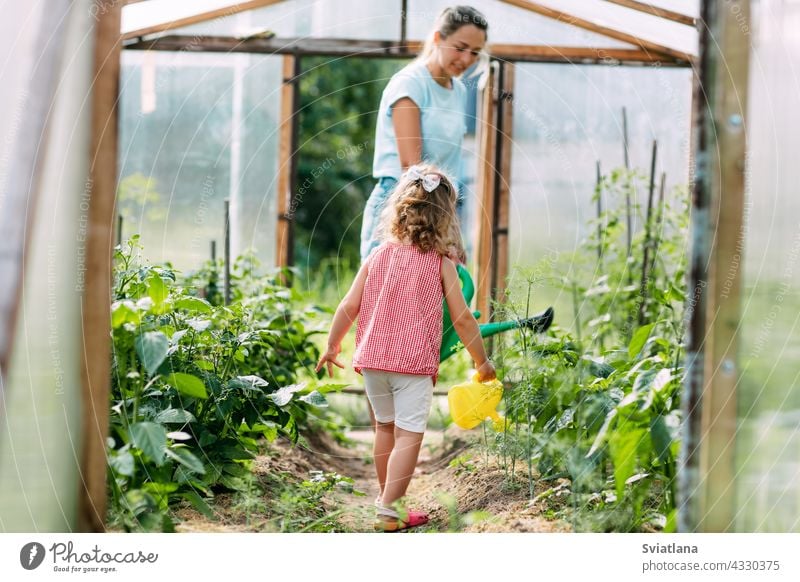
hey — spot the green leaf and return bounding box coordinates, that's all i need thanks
[111,300,139,328]
[669,284,685,302]
[628,323,655,358]
[609,428,646,499]
[587,409,617,457]
[195,360,214,371]
[299,390,328,407]
[229,375,269,391]
[165,447,206,475]
[174,296,212,313]
[650,415,673,464]
[187,318,212,332]
[165,372,208,399]
[269,382,307,407]
[155,408,196,424]
[109,450,135,477]
[251,422,278,442]
[314,383,349,394]
[129,422,167,466]
[180,491,216,520]
[146,272,169,306]
[135,332,169,377]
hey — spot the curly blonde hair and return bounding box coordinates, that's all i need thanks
[377,164,465,257]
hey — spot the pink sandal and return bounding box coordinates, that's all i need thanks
[375,510,429,532]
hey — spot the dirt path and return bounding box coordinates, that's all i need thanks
[172,427,571,533]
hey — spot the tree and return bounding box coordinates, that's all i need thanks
[294,56,407,269]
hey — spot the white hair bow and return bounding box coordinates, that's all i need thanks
[406,165,442,193]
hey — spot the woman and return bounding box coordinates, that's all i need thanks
[360,5,489,262]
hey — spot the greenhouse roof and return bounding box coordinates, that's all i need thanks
[121,0,699,64]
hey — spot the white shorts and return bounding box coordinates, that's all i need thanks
[362,369,434,433]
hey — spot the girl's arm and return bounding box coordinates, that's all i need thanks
[441,257,496,381]
[315,262,370,377]
[391,97,423,170]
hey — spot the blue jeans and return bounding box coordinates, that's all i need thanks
[360,177,397,262]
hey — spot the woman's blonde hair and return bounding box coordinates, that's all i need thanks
[377,164,465,257]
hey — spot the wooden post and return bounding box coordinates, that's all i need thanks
[474,64,498,322]
[493,62,514,308]
[79,0,123,532]
[276,54,298,270]
[679,0,750,533]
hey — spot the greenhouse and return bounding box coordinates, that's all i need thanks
[1,0,798,549]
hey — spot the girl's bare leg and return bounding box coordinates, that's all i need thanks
[373,421,394,498]
[381,426,424,506]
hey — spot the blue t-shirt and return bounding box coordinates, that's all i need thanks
[373,60,467,182]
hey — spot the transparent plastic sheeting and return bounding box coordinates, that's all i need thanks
[0,0,94,532]
[125,0,404,41]
[123,0,697,53]
[506,62,692,265]
[409,0,697,53]
[736,0,800,533]
[118,51,281,270]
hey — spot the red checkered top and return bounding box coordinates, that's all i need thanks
[353,242,443,382]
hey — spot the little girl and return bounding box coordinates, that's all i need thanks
[316,163,496,532]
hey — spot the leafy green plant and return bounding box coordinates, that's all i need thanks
[485,171,689,532]
[107,236,333,531]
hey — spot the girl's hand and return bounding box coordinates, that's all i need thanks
[315,346,345,377]
[476,360,496,382]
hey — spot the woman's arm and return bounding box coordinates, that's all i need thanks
[315,262,370,377]
[441,257,496,381]
[391,97,423,170]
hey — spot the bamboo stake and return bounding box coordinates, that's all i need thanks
[224,198,231,305]
[649,172,667,277]
[638,140,658,325]
[596,160,603,263]
[622,107,632,259]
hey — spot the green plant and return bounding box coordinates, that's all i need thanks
[486,171,689,532]
[107,236,334,531]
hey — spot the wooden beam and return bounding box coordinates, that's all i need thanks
[275,54,296,269]
[679,0,750,533]
[124,35,691,66]
[493,63,514,308]
[488,44,688,65]
[121,0,288,41]
[79,0,123,533]
[497,0,695,62]
[474,65,498,323]
[603,0,696,27]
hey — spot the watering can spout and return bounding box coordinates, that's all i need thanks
[448,374,505,430]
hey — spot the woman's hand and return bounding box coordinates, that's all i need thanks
[315,345,345,378]
[476,360,496,382]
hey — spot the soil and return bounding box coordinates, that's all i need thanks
[172,425,572,533]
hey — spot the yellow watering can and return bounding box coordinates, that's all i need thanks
[448,374,506,431]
